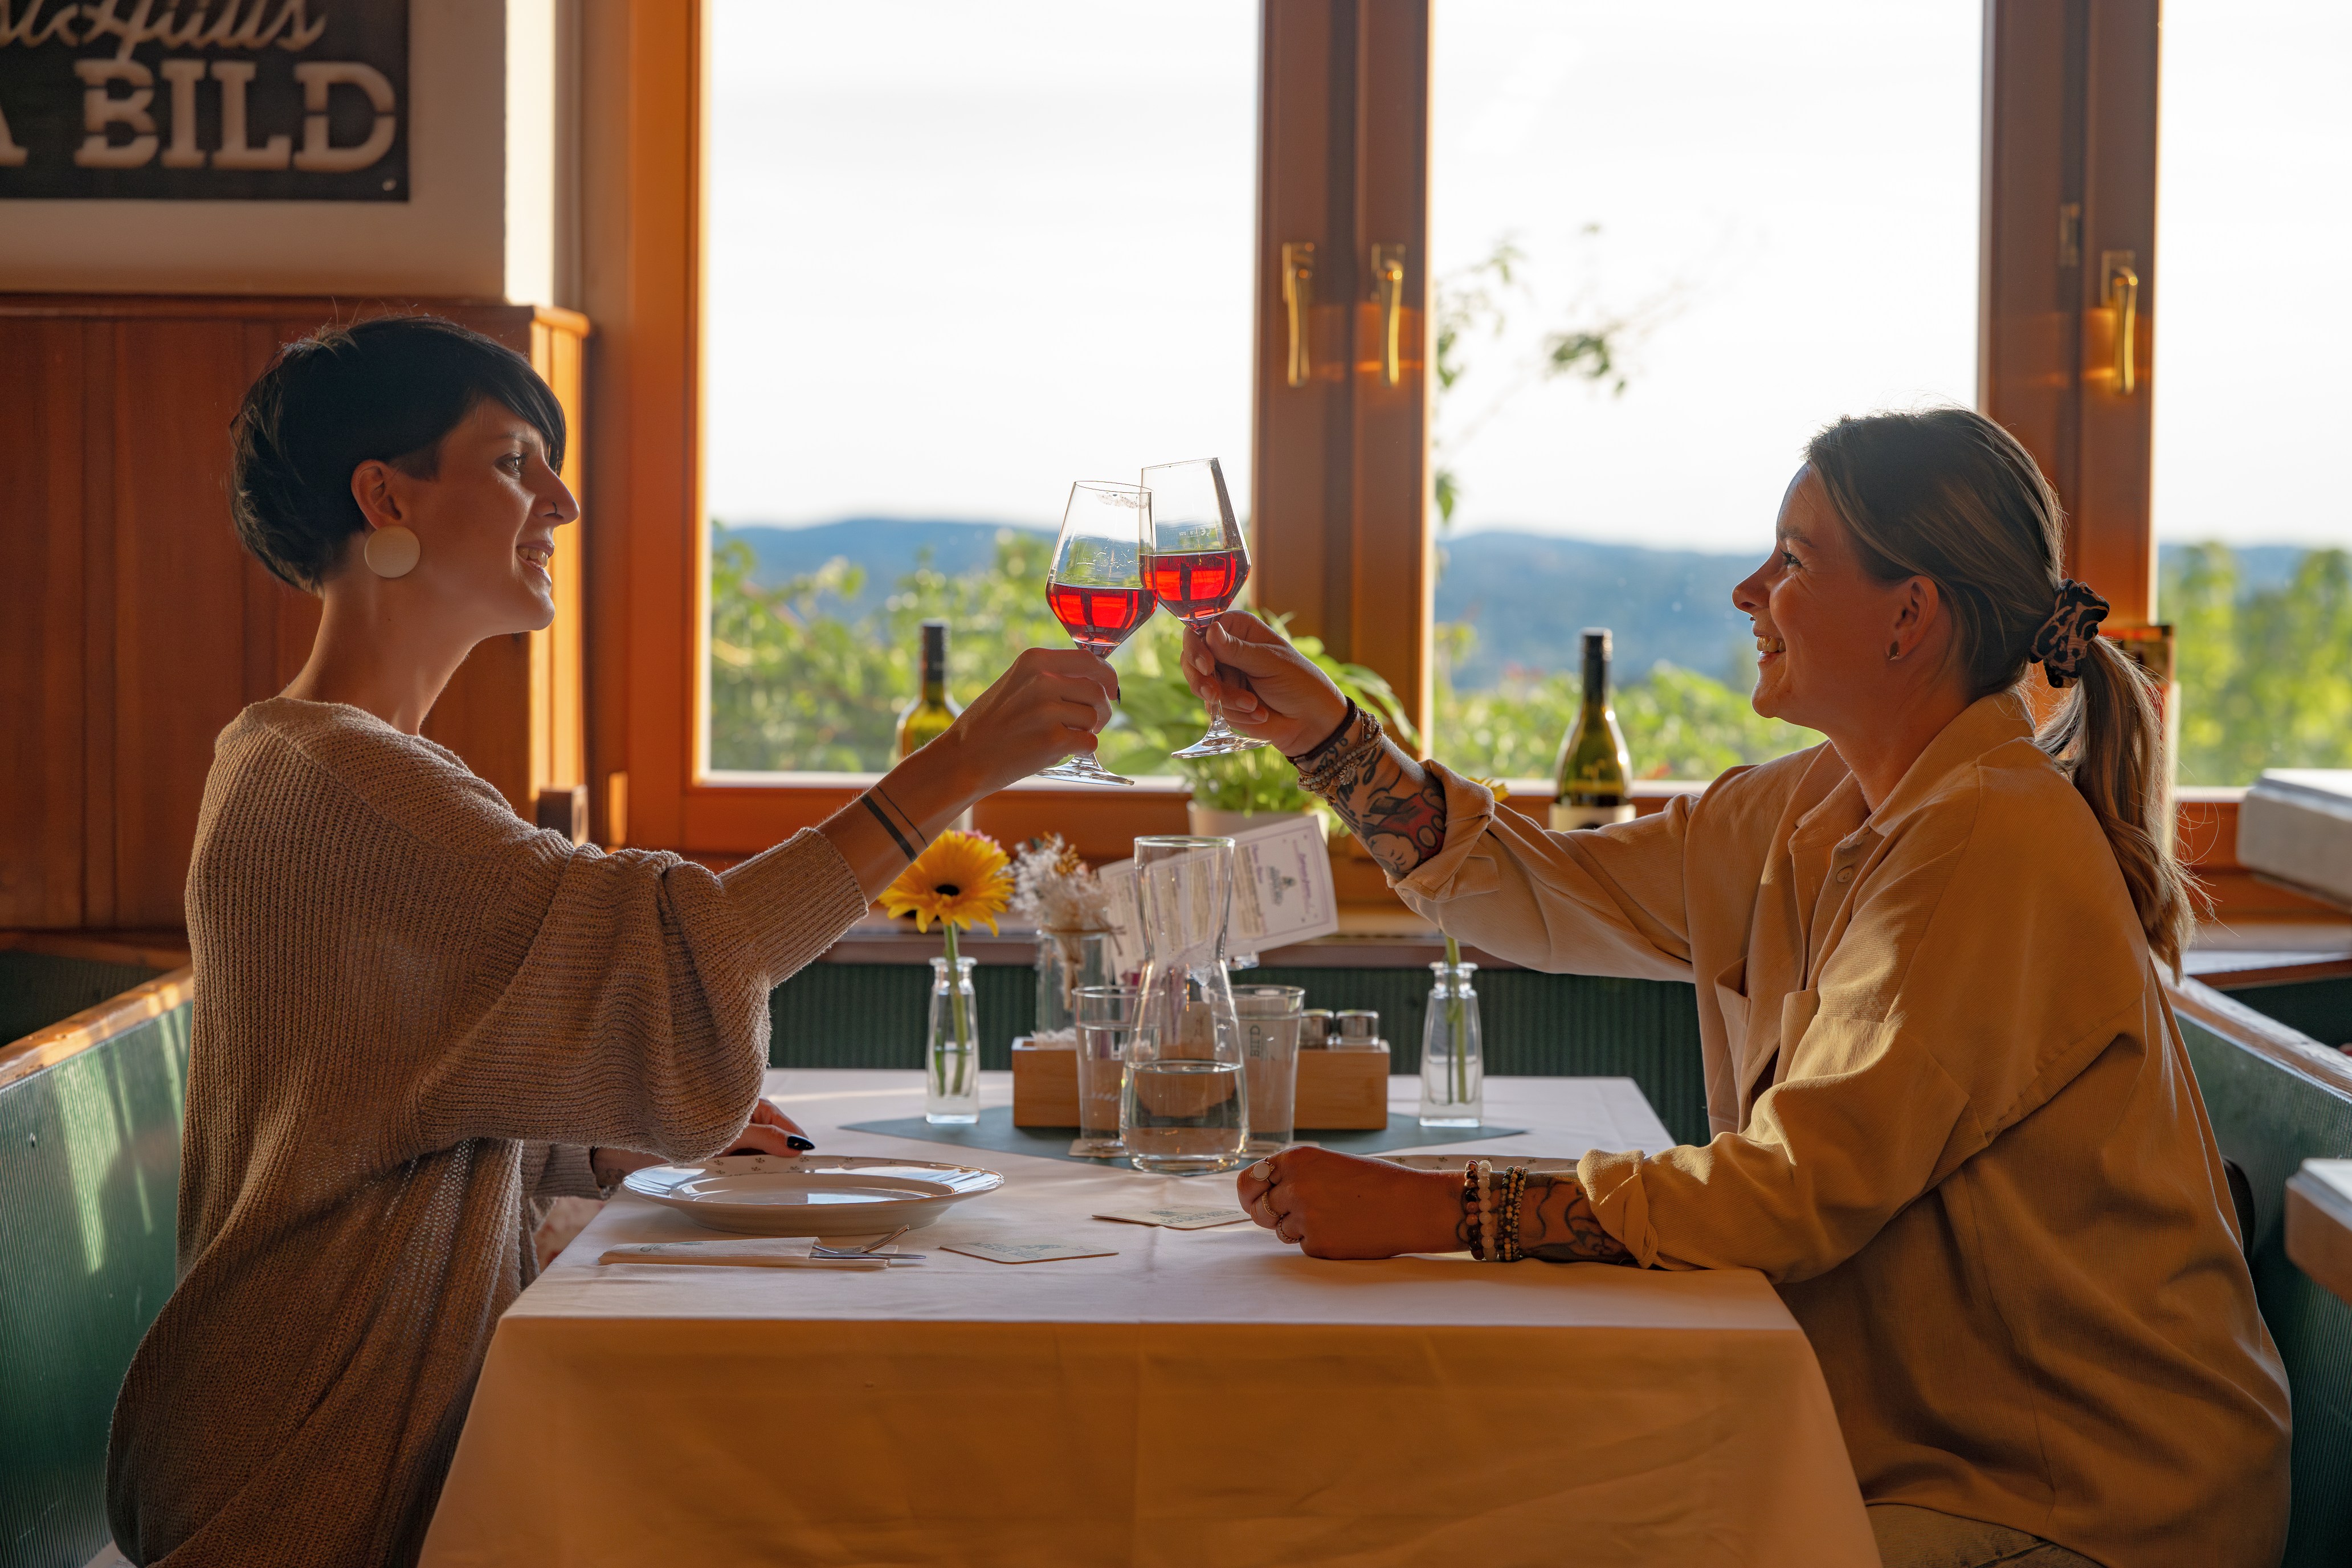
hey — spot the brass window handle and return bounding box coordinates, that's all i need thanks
[1281,242,1316,387]
[1371,242,1406,385]
[2102,251,2139,396]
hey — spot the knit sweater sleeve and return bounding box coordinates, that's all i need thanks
[236,705,868,1165]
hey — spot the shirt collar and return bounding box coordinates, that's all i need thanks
[1864,689,2039,838]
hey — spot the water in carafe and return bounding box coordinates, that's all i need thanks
[1122,836,1250,1174]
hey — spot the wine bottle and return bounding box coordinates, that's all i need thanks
[895,620,961,762]
[1550,628,1634,830]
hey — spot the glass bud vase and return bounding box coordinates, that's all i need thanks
[1034,929,1113,1039]
[1419,960,1484,1127]
[925,954,981,1124]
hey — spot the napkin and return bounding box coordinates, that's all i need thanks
[1093,1206,1251,1230]
[599,1239,910,1269]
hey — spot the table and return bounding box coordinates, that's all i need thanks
[421,1072,1874,1568]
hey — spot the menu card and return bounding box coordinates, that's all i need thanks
[1095,815,1339,977]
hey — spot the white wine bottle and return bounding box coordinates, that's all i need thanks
[1549,628,1634,830]
[895,620,961,762]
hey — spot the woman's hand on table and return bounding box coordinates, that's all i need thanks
[588,1101,812,1186]
[1236,1148,1465,1260]
[1179,611,1350,757]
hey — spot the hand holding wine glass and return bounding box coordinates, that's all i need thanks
[1038,481,1157,785]
[1176,611,1350,757]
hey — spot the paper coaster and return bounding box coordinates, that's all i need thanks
[1093,1206,1252,1230]
[942,1240,1120,1264]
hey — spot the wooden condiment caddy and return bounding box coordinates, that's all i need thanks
[1011,1038,1391,1130]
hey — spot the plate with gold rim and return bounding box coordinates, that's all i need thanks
[622,1153,1003,1236]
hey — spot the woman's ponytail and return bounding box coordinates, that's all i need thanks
[2039,636,2199,974]
[1807,409,2200,974]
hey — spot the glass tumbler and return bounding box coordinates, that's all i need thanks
[1072,985,1139,1158]
[1233,984,1306,1153]
[1419,960,1484,1127]
[1035,930,1114,1038]
[925,954,981,1124]
[1122,836,1250,1174]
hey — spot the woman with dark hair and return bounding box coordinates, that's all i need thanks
[1186,409,2289,1568]
[105,317,1116,1566]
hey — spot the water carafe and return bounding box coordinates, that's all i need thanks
[1121,835,1250,1174]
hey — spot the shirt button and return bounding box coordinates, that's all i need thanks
[1834,866,1856,885]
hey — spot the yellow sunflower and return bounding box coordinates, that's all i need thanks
[880,830,1014,934]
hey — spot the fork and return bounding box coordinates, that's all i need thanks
[812,1226,912,1259]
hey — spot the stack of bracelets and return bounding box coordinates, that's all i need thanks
[1461,1159,1529,1263]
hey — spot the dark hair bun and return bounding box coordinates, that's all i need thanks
[228,315,567,590]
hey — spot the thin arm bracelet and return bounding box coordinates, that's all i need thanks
[1294,704,1385,799]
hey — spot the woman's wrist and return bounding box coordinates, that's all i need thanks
[877,733,987,836]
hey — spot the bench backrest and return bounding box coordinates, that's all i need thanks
[2171,976,2352,1568]
[0,961,191,1568]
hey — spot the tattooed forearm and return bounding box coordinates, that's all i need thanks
[1518,1173,1634,1264]
[1316,718,1448,877]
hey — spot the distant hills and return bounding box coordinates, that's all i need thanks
[715,518,2320,691]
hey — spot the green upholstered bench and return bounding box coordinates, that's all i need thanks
[0,951,190,1568]
[2169,973,2352,1568]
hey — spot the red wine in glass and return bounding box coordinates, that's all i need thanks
[1138,458,1266,757]
[1036,480,1154,785]
[1048,581,1156,656]
[1146,548,1250,623]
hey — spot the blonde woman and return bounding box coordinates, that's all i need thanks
[1186,409,2288,1568]
[106,317,1116,1566]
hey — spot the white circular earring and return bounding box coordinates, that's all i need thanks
[363,524,420,579]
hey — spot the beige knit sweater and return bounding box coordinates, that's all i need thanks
[105,700,868,1566]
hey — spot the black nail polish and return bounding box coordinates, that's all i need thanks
[786,1134,814,1151]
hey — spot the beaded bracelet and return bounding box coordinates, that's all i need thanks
[1475,1159,1497,1262]
[1293,704,1386,799]
[1461,1165,1484,1260]
[1499,1165,1528,1263]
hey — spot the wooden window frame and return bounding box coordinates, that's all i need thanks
[583,0,1435,865]
[590,1,2255,894]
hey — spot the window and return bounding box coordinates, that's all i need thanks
[2153,0,2352,786]
[1424,0,1980,779]
[702,0,1257,779]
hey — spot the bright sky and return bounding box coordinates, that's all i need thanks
[705,0,2348,552]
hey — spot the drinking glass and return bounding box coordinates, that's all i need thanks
[1233,984,1306,1153]
[1138,458,1265,758]
[1072,985,1140,1158]
[1040,481,1156,785]
[1121,835,1250,1174]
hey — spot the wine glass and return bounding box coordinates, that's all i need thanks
[1139,458,1267,758]
[1038,481,1157,785]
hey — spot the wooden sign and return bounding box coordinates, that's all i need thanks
[0,1,407,201]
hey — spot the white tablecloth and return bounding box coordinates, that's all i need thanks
[422,1071,1873,1567]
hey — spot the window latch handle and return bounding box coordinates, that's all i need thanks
[1281,242,1316,387]
[1371,242,1407,386]
[2101,251,2139,397]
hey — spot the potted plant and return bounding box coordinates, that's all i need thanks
[1111,613,1417,839]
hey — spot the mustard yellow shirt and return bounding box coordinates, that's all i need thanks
[1395,692,2289,1568]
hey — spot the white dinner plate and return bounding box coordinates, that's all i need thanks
[622,1154,1003,1236]
[1374,1154,1582,1176]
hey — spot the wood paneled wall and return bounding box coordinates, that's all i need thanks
[0,295,587,932]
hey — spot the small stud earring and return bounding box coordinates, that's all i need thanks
[364,525,420,579]
[1887,642,1902,662]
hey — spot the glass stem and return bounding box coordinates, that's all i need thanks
[944,925,970,1099]
[1444,934,1467,1106]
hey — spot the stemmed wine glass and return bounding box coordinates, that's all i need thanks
[1038,481,1157,785]
[1139,458,1267,758]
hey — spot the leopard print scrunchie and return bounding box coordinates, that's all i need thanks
[2032,578,2111,688]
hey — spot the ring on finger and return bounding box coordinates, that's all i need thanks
[1274,1220,1301,1244]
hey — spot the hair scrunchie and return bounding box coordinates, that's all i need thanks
[2032,578,2111,688]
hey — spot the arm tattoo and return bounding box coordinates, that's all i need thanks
[1518,1173,1634,1265]
[1317,713,1448,877]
